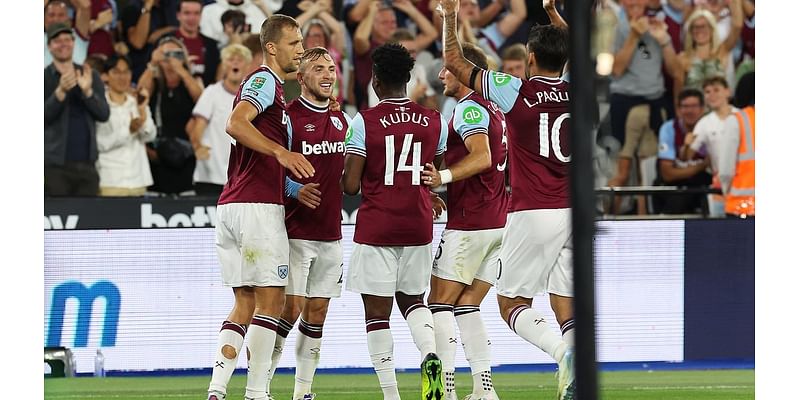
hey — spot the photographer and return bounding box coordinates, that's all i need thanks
[137,36,204,195]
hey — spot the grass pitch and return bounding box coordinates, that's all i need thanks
[44,369,754,399]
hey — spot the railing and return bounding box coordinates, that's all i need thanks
[595,186,723,218]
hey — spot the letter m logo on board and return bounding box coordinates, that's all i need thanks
[47,280,121,347]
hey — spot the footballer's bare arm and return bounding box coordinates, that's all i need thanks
[440,0,485,98]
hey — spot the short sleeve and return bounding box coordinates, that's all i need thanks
[657,120,676,160]
[192,86,214,120]
[345,113,366,157]
[453,100,490,141]
[437,114,448,156]
[241,72,276,114]
[482,71,522,113]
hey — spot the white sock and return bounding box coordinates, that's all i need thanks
[561,318,575,347]
[509,305,567,362]
[266,319,293,393]
[208,321,246,396]
[293,319,323,398]
[430,304,456,394]
[456,306,494,395]
[367,320,401,400]
[245,314,279,399]
[404,304,437,359]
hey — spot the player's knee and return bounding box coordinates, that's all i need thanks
[221,344,237,359]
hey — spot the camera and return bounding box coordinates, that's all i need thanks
[164,49,186,61]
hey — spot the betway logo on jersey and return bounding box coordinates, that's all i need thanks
[301,140,345,155]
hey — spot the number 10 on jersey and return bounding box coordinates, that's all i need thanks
[385,134,423,186]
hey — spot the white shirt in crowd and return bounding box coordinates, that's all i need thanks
[367,64,435,108]
[191,81,236,186]
[95,93,157,189]
[690,107,740,193]
[200,0,275,46]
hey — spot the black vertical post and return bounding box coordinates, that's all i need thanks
[567,0,599,399]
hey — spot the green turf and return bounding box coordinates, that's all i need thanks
[44,369,754,399]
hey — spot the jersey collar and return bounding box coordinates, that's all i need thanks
[298,96,329,113]
[457,90,475,103]
[263,65,284,84]
[378,97,411,106]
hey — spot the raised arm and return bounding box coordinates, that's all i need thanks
[721,0,743,53]
[441,0,485,97]
[347,0,375,26]
[393,0,438,52]
[496,0,527,38]
[353,1,379,56]
[612,16,648,77]
[543,0,566,29]
[72,0,91,39]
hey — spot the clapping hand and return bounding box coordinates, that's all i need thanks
[76,64,93,96]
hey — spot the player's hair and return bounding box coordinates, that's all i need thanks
[388,28,415,44]
[371,43,415,90]
[221,43,253,64]
[298,46,331,73]
[527,25,568,73]
[462,42,489,71]
[677,88,704,107]
[501,43,527,62]
[702,75,728,89]
[260,14,300,48]
[102,54,132,74]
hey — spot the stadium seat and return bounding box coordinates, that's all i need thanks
[44,346,75,378]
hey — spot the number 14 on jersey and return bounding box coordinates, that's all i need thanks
[385,134,422,186]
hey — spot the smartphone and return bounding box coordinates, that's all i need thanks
[164,49,186,61]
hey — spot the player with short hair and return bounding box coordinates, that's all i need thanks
[421,42,508,400]
[341,42,449,400]
[440,0,575,399]
[206,14,310,400]
[265,46,352,400]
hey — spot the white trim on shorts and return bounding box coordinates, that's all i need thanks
[496,208,573,299]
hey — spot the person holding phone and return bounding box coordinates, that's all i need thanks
[95,54,157,196]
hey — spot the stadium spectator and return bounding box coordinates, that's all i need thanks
[120,0,180,82]
[200,0,272,45]
[682,76,739,214]
[45,22,110,196]
[424,42,508,400]
[206,15,312,400]
[651,88,711,214]
[137,35,203,195]
[674,0,742,100]
[352,0,437,110]
[440,0,575,398]
[173,0,221,86]
[187,44,253,197]
[726,71,754,218]
[500,43,527,79]
[736,0,754,68]
[342,42,448,400]
[44,0,91,66]
[95,55,157,196]
[367,29,437,109]
[86,0,116,58]
[215,9,249,48]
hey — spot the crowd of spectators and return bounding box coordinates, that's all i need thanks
[43,0,756,217]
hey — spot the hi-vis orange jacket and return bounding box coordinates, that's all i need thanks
[726,106,755,217]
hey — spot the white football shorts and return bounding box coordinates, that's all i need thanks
[496,208,573,299]
[286,239,344,298]
[432,227,504,286]
[346,243,433,297]
[215,203,290,287]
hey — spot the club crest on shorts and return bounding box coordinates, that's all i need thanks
[277,264,289,279]
[330,116,343,131]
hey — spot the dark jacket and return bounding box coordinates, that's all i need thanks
[44,63,110,166]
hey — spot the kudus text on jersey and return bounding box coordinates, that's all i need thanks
[379,111,431,129]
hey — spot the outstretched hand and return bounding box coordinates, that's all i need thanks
[298,183,322,209]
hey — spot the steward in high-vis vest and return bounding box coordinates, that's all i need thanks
[727,106,755,217]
